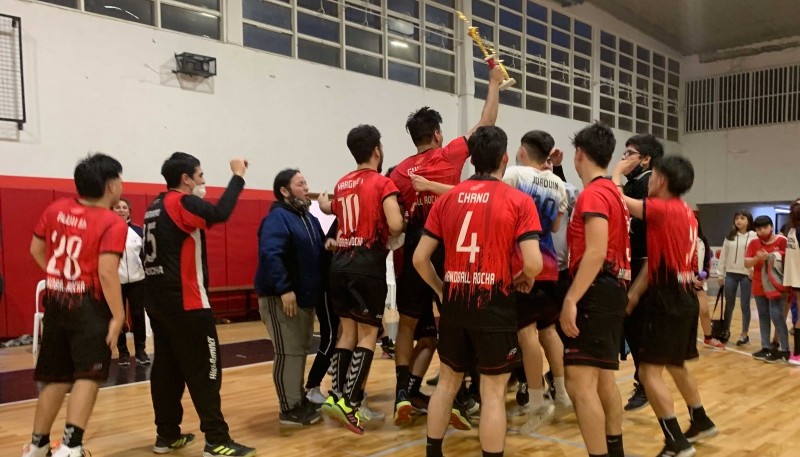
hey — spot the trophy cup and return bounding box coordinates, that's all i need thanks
[456,11,516,90]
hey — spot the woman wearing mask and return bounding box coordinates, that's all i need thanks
[254,169,329,426]
[718,211,755,345]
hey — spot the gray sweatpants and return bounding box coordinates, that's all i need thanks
[259,296,315,413]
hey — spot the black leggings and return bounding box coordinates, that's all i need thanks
[306,295,340,389]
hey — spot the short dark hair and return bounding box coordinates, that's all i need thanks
[74,153,122,199]
[385,165,397,178]
[468,126,507,174]
[653,154,694,196]
[161,152,201,189]
[273,168,300,202]
[346,125,381,164]
[753,215,773,229]
[520,130,554,163]
[406,107,443,146]
[625,134,664,166]
[572,122,616,168]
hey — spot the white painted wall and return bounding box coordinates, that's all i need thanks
[681,44,800,204]
[1,0,682,192]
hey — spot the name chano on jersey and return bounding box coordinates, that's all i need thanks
[457,192,489,204]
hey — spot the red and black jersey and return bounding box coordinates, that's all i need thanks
[424,176,541,330]
[567,177,631,281]
[143,176,244,313]
[644,198,699,287]
[33,198,127,308]
[390,137,469,230]
[331,168,400,278]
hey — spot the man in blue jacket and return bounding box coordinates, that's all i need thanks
[255,169,329,426]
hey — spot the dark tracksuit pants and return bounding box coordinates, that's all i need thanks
[117,280,147,355]
[623,258,647,383]
[149,308,230,444]
[306,294,340,389]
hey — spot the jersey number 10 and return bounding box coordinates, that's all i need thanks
[337,194,360,234]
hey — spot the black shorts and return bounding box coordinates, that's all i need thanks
[635,287,700,366]
[35,298,112,383]
[397,234,444,319]
[414,307,438,340]
[561,275,627,370]
[516,280,564,330]
[438,321,521,375]
[329,271,387,327]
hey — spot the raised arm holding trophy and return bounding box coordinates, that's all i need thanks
[457,11,517,90]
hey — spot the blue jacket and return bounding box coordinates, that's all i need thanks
[254,201,327,309]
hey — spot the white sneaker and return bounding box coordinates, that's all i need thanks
[519,403,555,434]
[306,387,327,405]
[21,443,50,457]
[554,395,573,414]
[358,403,385,422]
[50,444,84,457]
[506,404,529,418]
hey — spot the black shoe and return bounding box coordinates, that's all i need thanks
[765,350,790,364]
[624,382,649,411]
[516,382,529,406]
[203,440,256,457]
[135,350,151,365]
[118,353,130,367]
[449,398,473,431]
[153,433,195,454]
[656,441,696,457]
[544,370,556,401]
[684,416,719,443]
[280,402,321,426]
[409,391,430,413]
[752,348,772,361]
[426,374,439,386]
[735,335,749,346]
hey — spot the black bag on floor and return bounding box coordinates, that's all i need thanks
[711,286,730,343]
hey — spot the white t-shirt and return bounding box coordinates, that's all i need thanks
[783,228,800,288]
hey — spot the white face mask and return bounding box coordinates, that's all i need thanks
[192,184,207,199]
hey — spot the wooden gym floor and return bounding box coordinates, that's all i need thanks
[1,300,799,457]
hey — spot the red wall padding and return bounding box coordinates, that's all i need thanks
[0,176,275,338]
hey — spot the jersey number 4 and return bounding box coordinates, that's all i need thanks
[46,232,83,280]
[456,211,480,263]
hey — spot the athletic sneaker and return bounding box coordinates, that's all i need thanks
[279,402,321,426]
[684,417,718,443]
[49,445,84,457]
[380,337,395,359]
[735,335,750,346]
[702,338,725,350]
[624,382,649,411]
[544,371,556,401]
[752,348,772,361]
[203,441,256,457]
[515,382,529,406]
[765,351,790,364]
[330,397,365,435]
[359,403,385,422]
[409,391,430,413]
[393,390,413,426]
[21,443,51,457]
[789,353,800,366]
[319,392,339,419]
[306,387,326,405]
[656,442,696,457]
[135,350,151,365]
[519,402,555,434]
[449,398,473,431]
[153,433,196,454]
[118,352,130,367]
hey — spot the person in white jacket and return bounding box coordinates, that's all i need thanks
[113,198,150,366]
[782,200,800,366]
[717,210,755,346]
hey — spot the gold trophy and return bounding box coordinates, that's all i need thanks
[457,11,516,90]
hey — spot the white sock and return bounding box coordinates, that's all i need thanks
[530,388,545,408]
[554,377,568,401]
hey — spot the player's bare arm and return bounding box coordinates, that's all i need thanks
[465,66,503,139]
[98,252,125,349]
[552,212,564,233]
[626,259,649,314]
[411,175,453,196]
[383,194,405,236]
[412,234,443,301]
[317,192,333,215]
[561,216,608,338]
[514,238,543,293]
[30,236,47,270]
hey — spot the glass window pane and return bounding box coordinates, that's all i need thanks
[388,39,420,63]
[601,65,614,80]
[426,31,453,50]
[388,17,419,39]
[636,121,649,134]
[574,75,590,90]
[551,48,568,66]
[652,125,664,139]
[652,111,664,125]
[472,0,495,21]
[653,68,666,82]
[637,106,649,121]
[668,58,680,73]
[526,95,546,113]
[601,47,615,65]
[244,24,292,56]
[346,6,381,30]
[619,71,632,85]
[427,71,455,93]
[426,48,454,72]
[574,106,591,122]
[574,37,591,56]
[637,77,648,91]
[653,82,664,96]
[161,5,220,39]
[85,0,153,25]
[499,10,522,30]
[346,51,382,77]
[637,61,650,77]
[601,31,615,49]
[667,129,679,142]
[575,20,591,39]
[527,60,546,77]
[668,87,678,101]
[429,0,454,7]
[297,0,338,18]
[600,96,615,112]
[347,26,382,54]
[388,0,418,18]
[527,2,547,22]
[39,0,78,8]
[551,11,570,31]
[500,0,522,10]
[298,38,340,68]
[600,111,615,128]
[619,39,633,56]
[527,20,547,40]
[668,73,680,87]
[474,60,490,80]
[526,76,546,95]
[500,90,522,107]
[243,0,291,29]
[551,101,569,118]
[619,117,633,131]
[653,53,665,68]
[475,82,488,100]
[619,54,633,71]
[551,83,570,101]
[172,0,218,11]
[472,20,494,44]
[389,61,421,86]
[574,55,590,73]
[551,29,570,49]
[527,39,546,58]
[426,5,453,28]
[637,46,650,62]
[299,12,339,41]
[574,89,591,106]
[499,30,521,50]
[619,101,632,116]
